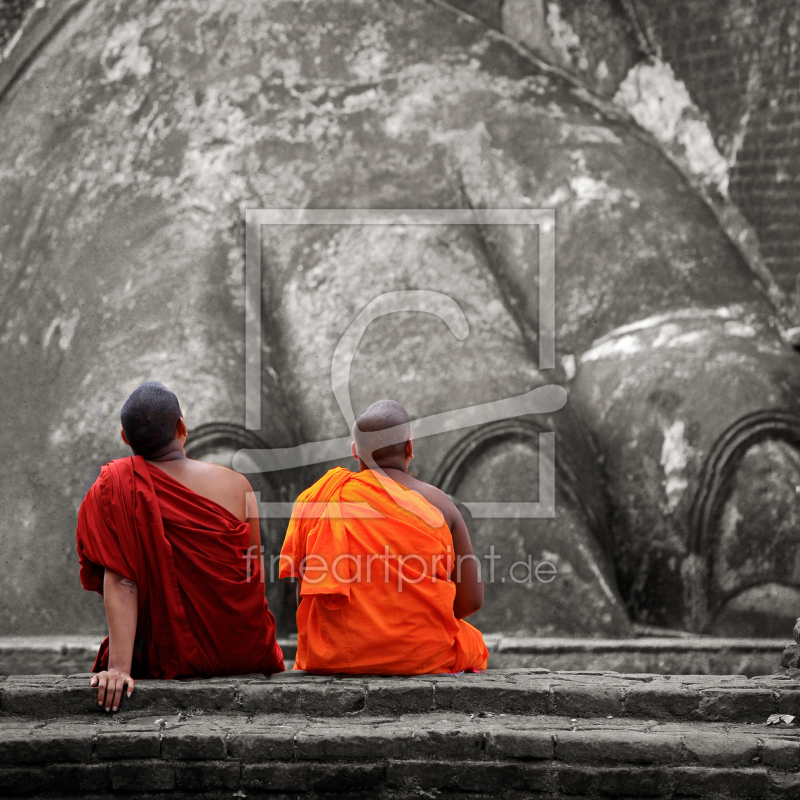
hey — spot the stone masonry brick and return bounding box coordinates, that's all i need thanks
[1,675,66,685]
[0,684,99,717]
[762,738,800,769]
[456,761,526,792]
[112,761,175,792]
[670,766,770,797]
[386,760,458,790]
[366,680,433,714]
[94,731,161,759]
[434,680,550,714]
[682,733,760,766]
[307,763,385,793]
[770,773,800,799]
[295,727,411,760]
[0,730,91,764]
[556,730,683,764]
[1,677,237,717]
[160,729,227,760]
[410,727,485,759]
[558,765,599,795]
[0,766,47,797]
[598,766,668,797]
[624,683,700,719]
[525,763,556,792]
[242,762,309,792]
[239,683,366,715]
[175,761,241,791]
[776,689,800,716]
[44,764,111,793]
[552,683,624,717]
[121,680,237,713]
[696,689,775,722]
[227,731,295,761]
[485,729,554,760]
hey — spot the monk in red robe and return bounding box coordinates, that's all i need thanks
[77,382,284,713]
[280,399,488,674]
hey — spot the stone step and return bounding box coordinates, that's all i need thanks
[2,670,799,722]
[0,637,299,678]
[2,708,800,798]
[490,636,789,677]
[1,636,790,677]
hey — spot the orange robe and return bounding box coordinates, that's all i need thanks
[280,467,488,674]
[77,456,284,678]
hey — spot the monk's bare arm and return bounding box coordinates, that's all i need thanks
[414,483,484,619]
[448,502,484,619]
[92,569,137,712]
[245,478,266,585]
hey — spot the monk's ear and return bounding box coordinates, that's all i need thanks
[176,417,187,439]
[120,428,130,447]
[351,441,359,461]
[406,436,414,460]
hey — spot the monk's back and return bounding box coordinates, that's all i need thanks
[281,467,488,674]
[78,455,284,679]
[77,382,285,692]
[145,459,248,522]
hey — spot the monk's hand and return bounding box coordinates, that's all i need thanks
[90,668,135,713]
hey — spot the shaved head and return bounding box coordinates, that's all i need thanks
[120,381,182,458]
[352,399,412,466]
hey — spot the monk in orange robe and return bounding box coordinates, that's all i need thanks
[77,382,284,713]
[280,399,488,674]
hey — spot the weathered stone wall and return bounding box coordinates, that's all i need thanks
[0,0,34,52]
[449,0,642,97]
[0,0,635,638]
[448,0,800,301]
[2,0,800,643]
[632,0,800,297]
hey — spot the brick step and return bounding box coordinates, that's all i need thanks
[2,670,798,722]
[2,710,800,798]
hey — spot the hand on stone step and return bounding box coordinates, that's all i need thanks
[90,667,135,713]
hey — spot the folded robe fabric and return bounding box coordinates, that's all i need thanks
[76,456,284,678]
[280,467,489,674]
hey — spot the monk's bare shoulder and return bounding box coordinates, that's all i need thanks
[192,459,250,486]
[199,461,252,505]
[199,462,252,521]
[152,459,252,521]
[403,475,477,566]
[403,475,461,531]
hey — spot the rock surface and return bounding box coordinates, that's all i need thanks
[1,0,800,640]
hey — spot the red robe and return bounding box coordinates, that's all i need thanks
[76,456,284,678]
